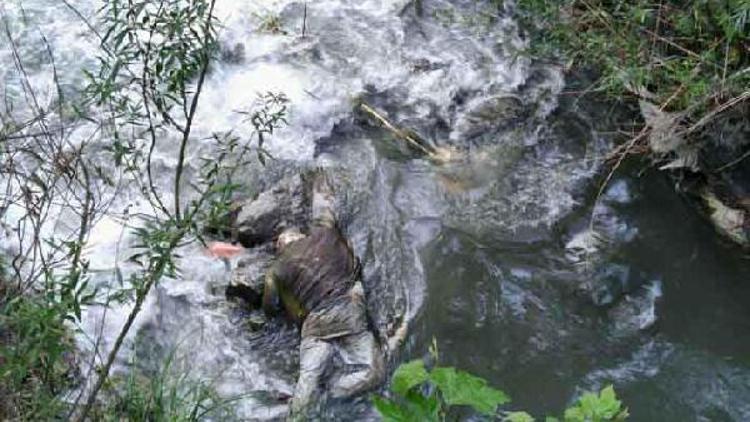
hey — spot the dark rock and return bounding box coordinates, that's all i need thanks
[245,309,269,331]
[681,104,750,246]
[226,249,274,308]
[220,42,245,64]
[608,281,662,335]
[233,173,309,247]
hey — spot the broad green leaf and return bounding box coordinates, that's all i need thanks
[505,411,535,422]
[564,406,585,422]
[545,417,560,422]
[391,359,429,396]
[404,390,440,421]
[373,394,439,422]
[373,396,411,422]
[429,366,510,415]
[564,386,627,422]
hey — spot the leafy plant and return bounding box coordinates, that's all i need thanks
[515,0,750,163]
[563,386,629,422]
[1,0,289,419]
[101,347,237,422]
[374,354,628,422]
[373,359,510,421]
[255,12,286,35]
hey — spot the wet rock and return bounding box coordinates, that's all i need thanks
[220,42,245,64]
[227,249,274,308]
[701,187,748,246]
[565,229,602,265]
[234,174,309,247]
[608,281,662,335]
[564,191,637,268]
[245,310,269,331]
[666,103,750,247]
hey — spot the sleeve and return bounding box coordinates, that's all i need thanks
[262,264,282,316]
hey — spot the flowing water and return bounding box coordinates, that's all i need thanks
[2,0,750,420]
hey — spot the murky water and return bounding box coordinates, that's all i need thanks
[2,0,750,420]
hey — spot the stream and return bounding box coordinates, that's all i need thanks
[2,0,750,420]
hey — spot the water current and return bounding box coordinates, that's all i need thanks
[2,0,750,420]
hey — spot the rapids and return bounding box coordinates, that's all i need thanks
[2,0,750,420]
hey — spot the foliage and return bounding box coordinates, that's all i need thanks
[374,357,627,422]
[255,11,286,35]
[100,348,237,422]
[563,386,629,422]
[373,358,510,421]
[516,0,749,109]
[0,0,288,419]
[515,0,750,166]
[0,293,75,419]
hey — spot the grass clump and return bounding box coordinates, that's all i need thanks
[99,349,237,422]
[516,0,749,111]
[0,288,77,420]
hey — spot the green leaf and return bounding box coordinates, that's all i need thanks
[505,411,535,422]
[391,359,429,396]
[404,390,440,421]
[372,396,420,422]
[564,385,628,422]
[429,366,510,415]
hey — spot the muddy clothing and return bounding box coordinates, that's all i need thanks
[263,226,359,324]
[256,172,383,420]
[292,281,382,419]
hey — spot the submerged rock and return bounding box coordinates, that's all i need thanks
[608,281,662,335]
[220,42,246,64]
[590,264,631,307]
[453,94,525,142]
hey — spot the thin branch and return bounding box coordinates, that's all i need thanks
[715,147,750,173]
[174,0,217,220]
[685,90,750,135]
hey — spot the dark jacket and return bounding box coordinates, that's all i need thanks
[263,226,358,324]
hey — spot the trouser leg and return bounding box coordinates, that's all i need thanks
[289,336,333,420]
[311,170,336,228]
[330,330,384,398]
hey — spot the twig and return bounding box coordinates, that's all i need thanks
[358,102,436,157]
[685,90,750,135]
[588,127,650,233]
[715,148,750,172]
[61,0,103,44]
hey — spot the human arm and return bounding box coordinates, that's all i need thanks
[262,265,281,316]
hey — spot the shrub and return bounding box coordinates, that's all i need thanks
[374,356,628,421]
